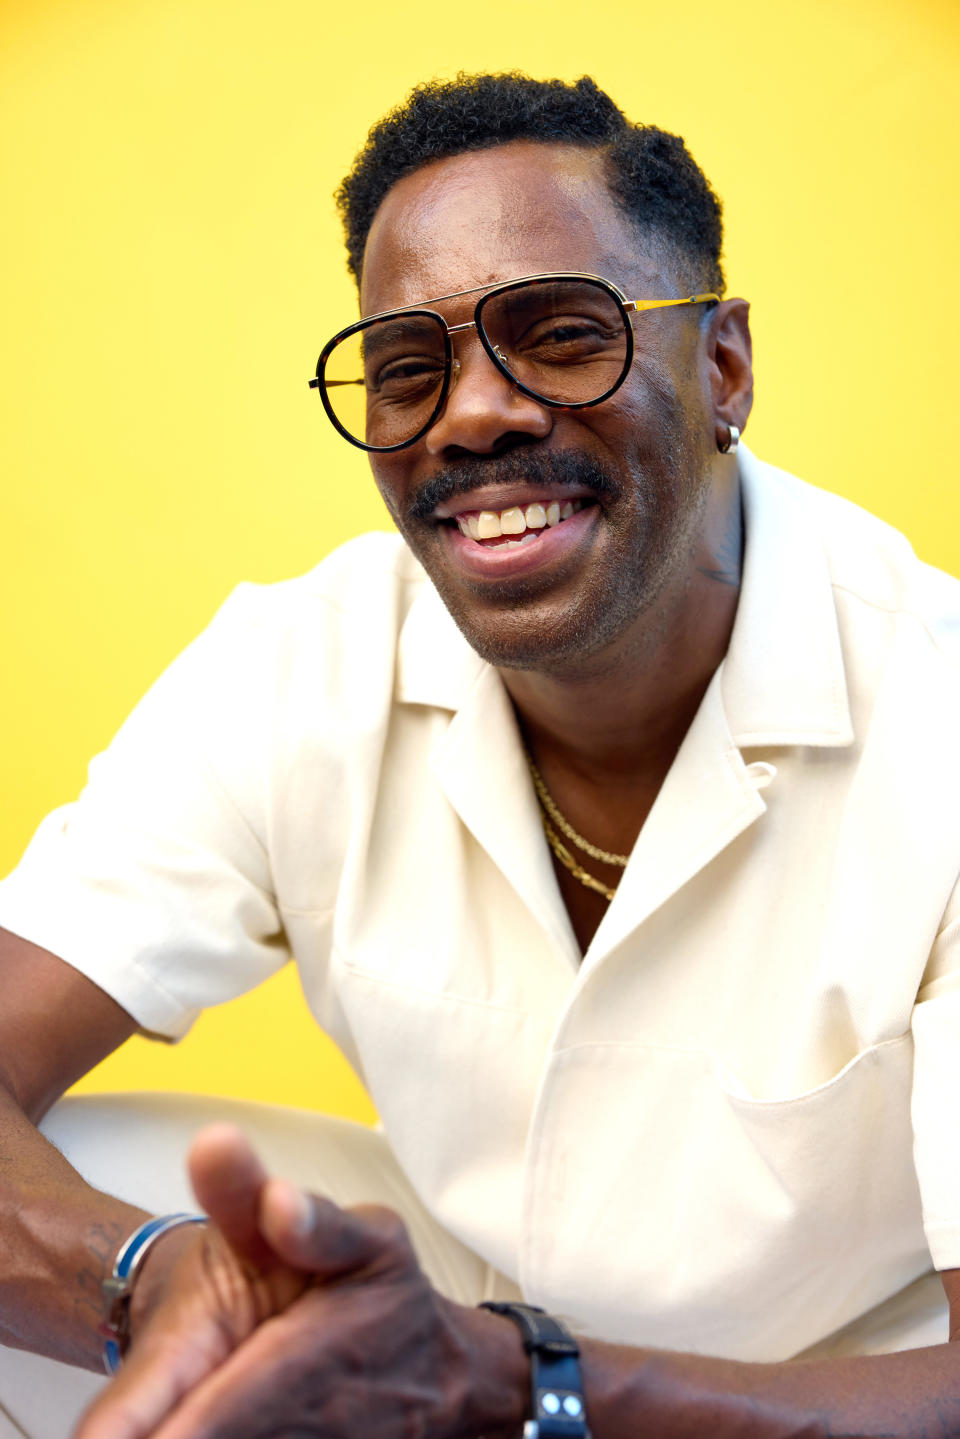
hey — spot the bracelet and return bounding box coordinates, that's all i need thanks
[100,1212,207,1374]
[479,1301,590,1438]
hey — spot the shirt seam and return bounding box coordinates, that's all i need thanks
[330,953,541,1017]
[93,952,200,1030]
[547,1032,910,1058]
[191,732,273,903]
[831,583,960,669]
[279,901,336,920]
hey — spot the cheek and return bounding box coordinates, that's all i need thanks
[632,323,708,410]
[368,458,407,523]
[585,386,673,469]
[616,356,710,465]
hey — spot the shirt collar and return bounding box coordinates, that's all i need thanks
[396,573,487,709]
[722,445,853,748]
[396,445,855,750]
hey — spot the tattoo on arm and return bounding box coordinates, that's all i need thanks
[75,1219,123,1327]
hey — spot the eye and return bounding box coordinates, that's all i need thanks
[517,316,621,361]
[370,354,446,398]
[359,315,448,399]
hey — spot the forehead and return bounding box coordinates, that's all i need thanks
[359,141,664,316]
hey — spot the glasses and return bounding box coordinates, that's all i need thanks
[309,272,719,453]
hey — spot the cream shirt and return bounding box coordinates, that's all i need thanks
[4,447,960,1362]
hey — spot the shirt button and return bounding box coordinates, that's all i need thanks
[745,760,777,789]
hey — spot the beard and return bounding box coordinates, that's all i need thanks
[405,447,621,522]
[382,374,711,675]
[392,448,704,679]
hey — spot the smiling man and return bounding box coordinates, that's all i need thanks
[2,73,960,1439]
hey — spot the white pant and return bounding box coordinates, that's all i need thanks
[0,1093,519,1439]
[2,1095,951,1437]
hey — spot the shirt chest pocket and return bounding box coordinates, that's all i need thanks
[521,1034,930,1361]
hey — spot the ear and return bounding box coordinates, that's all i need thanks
[704,298,754,449]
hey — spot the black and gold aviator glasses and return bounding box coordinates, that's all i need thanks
[309,271,719,454]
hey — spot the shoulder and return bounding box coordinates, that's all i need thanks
[113,532,429,768]
[744,452,960,670]
[210,531,426,645]
[175,531,429,704]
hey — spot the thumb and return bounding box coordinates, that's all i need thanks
[186,1123,276,1270]
[258,1179,412,1279]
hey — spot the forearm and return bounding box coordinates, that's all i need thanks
[580,1335,960,1438]
[0,1083,150,1370]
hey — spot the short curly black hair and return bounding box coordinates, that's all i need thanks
[335,72,725,296]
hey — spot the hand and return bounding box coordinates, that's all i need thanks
[74,1125,527,1439]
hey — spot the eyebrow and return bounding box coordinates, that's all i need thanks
[360,315,445,360]
[356,271,634,330]
[362,280,505,325]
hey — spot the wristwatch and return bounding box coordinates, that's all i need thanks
[480,1301,590,1438]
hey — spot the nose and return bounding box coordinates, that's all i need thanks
[423,331,552,457]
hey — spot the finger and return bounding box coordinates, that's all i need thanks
[259,1181,413,1280]
[186,1124,275,1269]
[75,1348,209,1439]
[74,1313,233,1439]
[118,1304,324,1439]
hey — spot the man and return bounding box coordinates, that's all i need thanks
[2,71,960,1437]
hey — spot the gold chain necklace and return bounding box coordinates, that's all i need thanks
[540,815,618,902]
[526,753,629,903]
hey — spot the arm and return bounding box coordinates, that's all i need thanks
[73,1127,960,1439]
[577,1284,960,1437]
[0,926,204,1369]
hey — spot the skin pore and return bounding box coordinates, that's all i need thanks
[361,141,753,948]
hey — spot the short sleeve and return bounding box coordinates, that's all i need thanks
[0,587,289,1038]
[910,881,960,1269]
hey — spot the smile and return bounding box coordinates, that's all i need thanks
[439,498,599,580]
[451,499,586,547]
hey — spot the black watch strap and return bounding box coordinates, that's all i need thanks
[480,1301,589,1438]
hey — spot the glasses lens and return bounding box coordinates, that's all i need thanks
[479,279,628,405]
[322,312,449,449]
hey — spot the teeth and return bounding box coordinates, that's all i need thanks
[455,499,584,542]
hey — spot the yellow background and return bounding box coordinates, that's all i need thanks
[1,0,957,1123]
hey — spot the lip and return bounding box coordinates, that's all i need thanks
[432,484,598,521]
[441,502,599,580]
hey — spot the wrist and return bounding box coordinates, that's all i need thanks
[102,1212,208,1370]
[444,1299,530,1439]
[480,1302,589,1438]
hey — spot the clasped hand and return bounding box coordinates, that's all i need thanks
[74,1125,516,1439]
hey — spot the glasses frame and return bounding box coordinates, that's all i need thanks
[309,271,719,454]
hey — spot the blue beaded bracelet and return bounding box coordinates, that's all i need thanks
[100,1212,207,1374]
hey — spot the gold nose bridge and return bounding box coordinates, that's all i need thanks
[444,317,510,395]
[445,317,474,396]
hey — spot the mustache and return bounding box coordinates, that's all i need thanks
[407,449,621,522]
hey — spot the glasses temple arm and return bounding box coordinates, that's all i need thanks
[624,293,720,313]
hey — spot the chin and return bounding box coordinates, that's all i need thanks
[438,584,650,677]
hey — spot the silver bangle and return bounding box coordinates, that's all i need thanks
[100,1212,207,1374]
